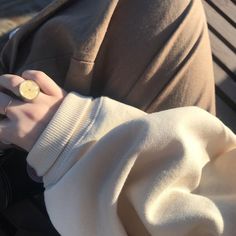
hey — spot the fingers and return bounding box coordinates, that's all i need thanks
[0,92,20,118]
[0,92,12,115]
[0,71,65,99]
[22,70,65,97]
[0,74,24,97]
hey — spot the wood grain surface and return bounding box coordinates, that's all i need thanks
[203,0,236,132]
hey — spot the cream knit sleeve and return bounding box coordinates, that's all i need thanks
[27,92,236,236]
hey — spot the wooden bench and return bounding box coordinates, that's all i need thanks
[203,0,236,132]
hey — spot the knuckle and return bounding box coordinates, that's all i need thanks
[23,104,46,121]
[9,75,22,88]
[23,70,46,80]
[31,70,45,79]
[24,109,39,121]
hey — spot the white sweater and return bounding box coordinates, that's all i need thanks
[27,92,236,236]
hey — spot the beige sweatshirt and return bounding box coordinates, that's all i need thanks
[27,92,236,236]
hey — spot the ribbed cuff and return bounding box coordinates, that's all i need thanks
[27,92,93,177]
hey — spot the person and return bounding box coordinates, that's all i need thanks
[0,0,235,235]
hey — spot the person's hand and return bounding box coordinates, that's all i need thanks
[0,70,67,151]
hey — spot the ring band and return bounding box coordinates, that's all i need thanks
[19,80,40,102]
[4,98,13,116]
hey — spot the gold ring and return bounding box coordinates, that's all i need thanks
[4,98,13,116]
[19,80,40,102]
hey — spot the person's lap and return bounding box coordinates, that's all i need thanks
[92,0,215,114]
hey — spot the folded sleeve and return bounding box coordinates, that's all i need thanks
[27,93,236,236]
[27,92,146,184]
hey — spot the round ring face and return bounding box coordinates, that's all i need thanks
[19,80,40,102]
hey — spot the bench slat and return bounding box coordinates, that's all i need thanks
[214,62,236,106]
[207,0,236,25]
[203,1,236,49]
[209,31,236,78]
[216,95,236,131]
